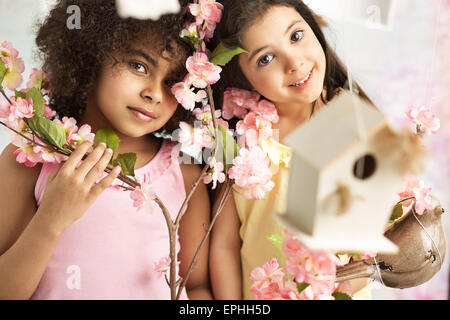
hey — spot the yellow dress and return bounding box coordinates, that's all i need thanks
[233,138,372,300]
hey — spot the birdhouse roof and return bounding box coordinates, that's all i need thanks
[284,91,387,169]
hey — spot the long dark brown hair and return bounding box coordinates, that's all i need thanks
[210,0,373,111]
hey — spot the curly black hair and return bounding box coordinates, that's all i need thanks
[35,0,194,132]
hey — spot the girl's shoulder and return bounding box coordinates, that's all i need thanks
[178,161,204,194]
[0,144,42,189]
[0,144,42,255]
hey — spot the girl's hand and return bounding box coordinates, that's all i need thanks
[36,141,121,235]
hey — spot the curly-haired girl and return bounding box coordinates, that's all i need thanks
[0,0,212,299]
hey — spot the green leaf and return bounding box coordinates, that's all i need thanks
[346,252,362,261]
[210,42,247,66]
[216,124,238,172]
[38,72,44,91]
[26,87,44,117]
[0,59,6,85]
[94,128,120,154]
[266,234,283,250]
[14,90,27,99]
[296,282,309,294]
[29,117,66,148]
[112,153,137,177]
[389,203,404,222]
[332,292,352,300]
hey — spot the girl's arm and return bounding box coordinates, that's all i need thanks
[0,142,120,299]
[178,162,213,300]
[209,185,242,300]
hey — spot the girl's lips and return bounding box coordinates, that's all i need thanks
[127,106,156,123]
[289,69,314,90]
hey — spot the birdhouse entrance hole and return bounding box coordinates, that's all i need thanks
[353,154,376,180]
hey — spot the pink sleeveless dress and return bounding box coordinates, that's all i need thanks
[30,139,188,300]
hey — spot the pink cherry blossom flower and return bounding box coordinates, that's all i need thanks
[0,41,25,91]
[186,52,222,89]
[180,22,199,39]
[406,106,440,136]
[203,157,225,189]
[222,88,259,120]
[192,104,221,124]
[361,251,377,260]
[189,0,224,26]
[249,258,285,288]
[171,77,207,111]
[153,256,171,279]
[253,99,279,123]
[279,279,303,300]
[11,97,34,119]
[71,124,95,145]
[0,95,11,119]
[130,175,158,212]
[281,231,341,297]
[44,104,57,119]
[398,175,433,215]
[237,112,274,148]
[251,281,284,300]
[11,135,43,167]
[26,68,42,89]
[177,121,214,152]
[53,116,79,144]
[228,146,275,200]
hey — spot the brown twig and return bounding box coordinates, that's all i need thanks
[176,179,233,300]
[154,197,177,300]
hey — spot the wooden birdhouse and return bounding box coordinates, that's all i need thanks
[273,90,417,254]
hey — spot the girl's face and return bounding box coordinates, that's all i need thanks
[90,45,181,138]
[238,5,326,110]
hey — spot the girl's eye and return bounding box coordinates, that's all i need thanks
[129,61,147,74]
[291,30,304,42]
[257,54,274,67]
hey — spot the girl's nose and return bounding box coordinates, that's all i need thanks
[285,53,303,74]
[141,85,162,104]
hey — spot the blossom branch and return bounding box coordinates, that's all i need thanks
[176,178,233,300]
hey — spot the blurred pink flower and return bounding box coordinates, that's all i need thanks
[26,68,42,89]
[406,107,440,136]
[44,104,57,119]
[222,88,259,120]
[0,95,11,119]
[188,0,223,26]
[153,256,171,279]
[398,175,433,215]
[186,52,222,88]
[12,141,41,167]
[192,104,221,124]
[171,77,207,111]
[253,99,279,123]
[228,146,274,200]
[11,97,34,119]
[361,251,377,260]
[249,258,284,288]
[282,231,341,297]
[176,121,213,155]
[130,175,158,212]
[203,157,225,189]
[0,41,25,91]
[72,124,95,144]
[180,22,199,40]
[237,112,274,148]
